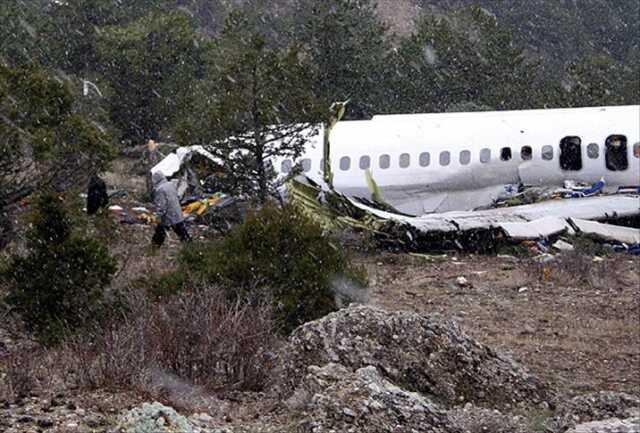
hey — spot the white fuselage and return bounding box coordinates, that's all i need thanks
[275,105,640,214]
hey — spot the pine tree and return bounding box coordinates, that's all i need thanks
[97,10,205,143]
[177,12,325,203]
[385,6,549,113]
[290,0,390,119]
[0,64,113,209]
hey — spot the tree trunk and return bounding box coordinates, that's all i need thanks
[255,141,267,204]
[251,61,268,204]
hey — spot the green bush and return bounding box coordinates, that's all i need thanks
[2,193,116,345]
[177,203,366,333]
[146,270,189,300]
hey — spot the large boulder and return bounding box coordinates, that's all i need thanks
[272,305,549,409]
[285,363,460,433]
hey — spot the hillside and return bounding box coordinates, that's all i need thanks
[376,0,639,69]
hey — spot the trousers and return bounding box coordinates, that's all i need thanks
[152,221,190,246]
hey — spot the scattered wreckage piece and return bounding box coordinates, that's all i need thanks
[499,217,574,241]
[288,176,640,252]
[150,145,223,200]
[147,145,242,229]
[150,145,219,178]
[569,218,640,246]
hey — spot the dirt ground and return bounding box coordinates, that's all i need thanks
[360,252,640,397]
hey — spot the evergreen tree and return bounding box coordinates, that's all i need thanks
[562,55,639,107]
[289,0,390,119]
[97,10,205,143]
[0,0,51,67]
[41,0,173,75]
[385,6,552,113]
[177,13,324,203]
[0,64,114,210]
[2,193,116,345]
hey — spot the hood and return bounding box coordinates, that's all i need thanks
[152,171,167,187]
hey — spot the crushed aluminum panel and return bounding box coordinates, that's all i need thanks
[570,218,640,245]
[499,217,571,240]
[151,145,220,177]
[348,195,640,235]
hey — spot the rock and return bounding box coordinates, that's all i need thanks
[286,363,459,433]
[567,417,640,433]
[448,405,529,433]
[272,305,549,409]
[113,402,197,433]
[456,276,470,287]
[37,418,54,428]
[190,413,213,425]
[551,392,640,432]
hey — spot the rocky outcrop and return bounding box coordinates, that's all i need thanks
[447,404,530,433]
[566,417,640,433]
[114,402,196,433]
[551,392,640,432]
[286,363,459,433]
[112,402,235,433]
[272,305,549,409]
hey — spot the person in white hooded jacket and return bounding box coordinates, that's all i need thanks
[151,171,190,246]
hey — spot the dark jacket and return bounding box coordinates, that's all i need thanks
[87,175,109,215]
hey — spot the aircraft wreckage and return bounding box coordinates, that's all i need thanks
[151,104,640,252]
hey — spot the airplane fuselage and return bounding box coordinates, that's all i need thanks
[276,105,640,214]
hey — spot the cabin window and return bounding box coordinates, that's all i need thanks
[339,156,351,171]
[634,142,640,158]
[459,150,471,165]
[301,158,311,172]
[359,155,371,170]
[379,154,390,169]
[500,147,512,161]
[399,153,411,168]
[559,136,582,171]
[605,135,628,171]
[419,152,430,167]
[587,143,599,159]
[439,151,450,166]
[480,148,491,163]
[521,146,532,161]
[281,159,292,173]
[541,145,554,161]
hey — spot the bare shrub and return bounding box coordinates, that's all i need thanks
[56,285,278,394]
[148,288,276,390]
[0,348,58,399]
[530,250,608,288]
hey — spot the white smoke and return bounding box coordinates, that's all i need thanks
[331,276,369,308]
